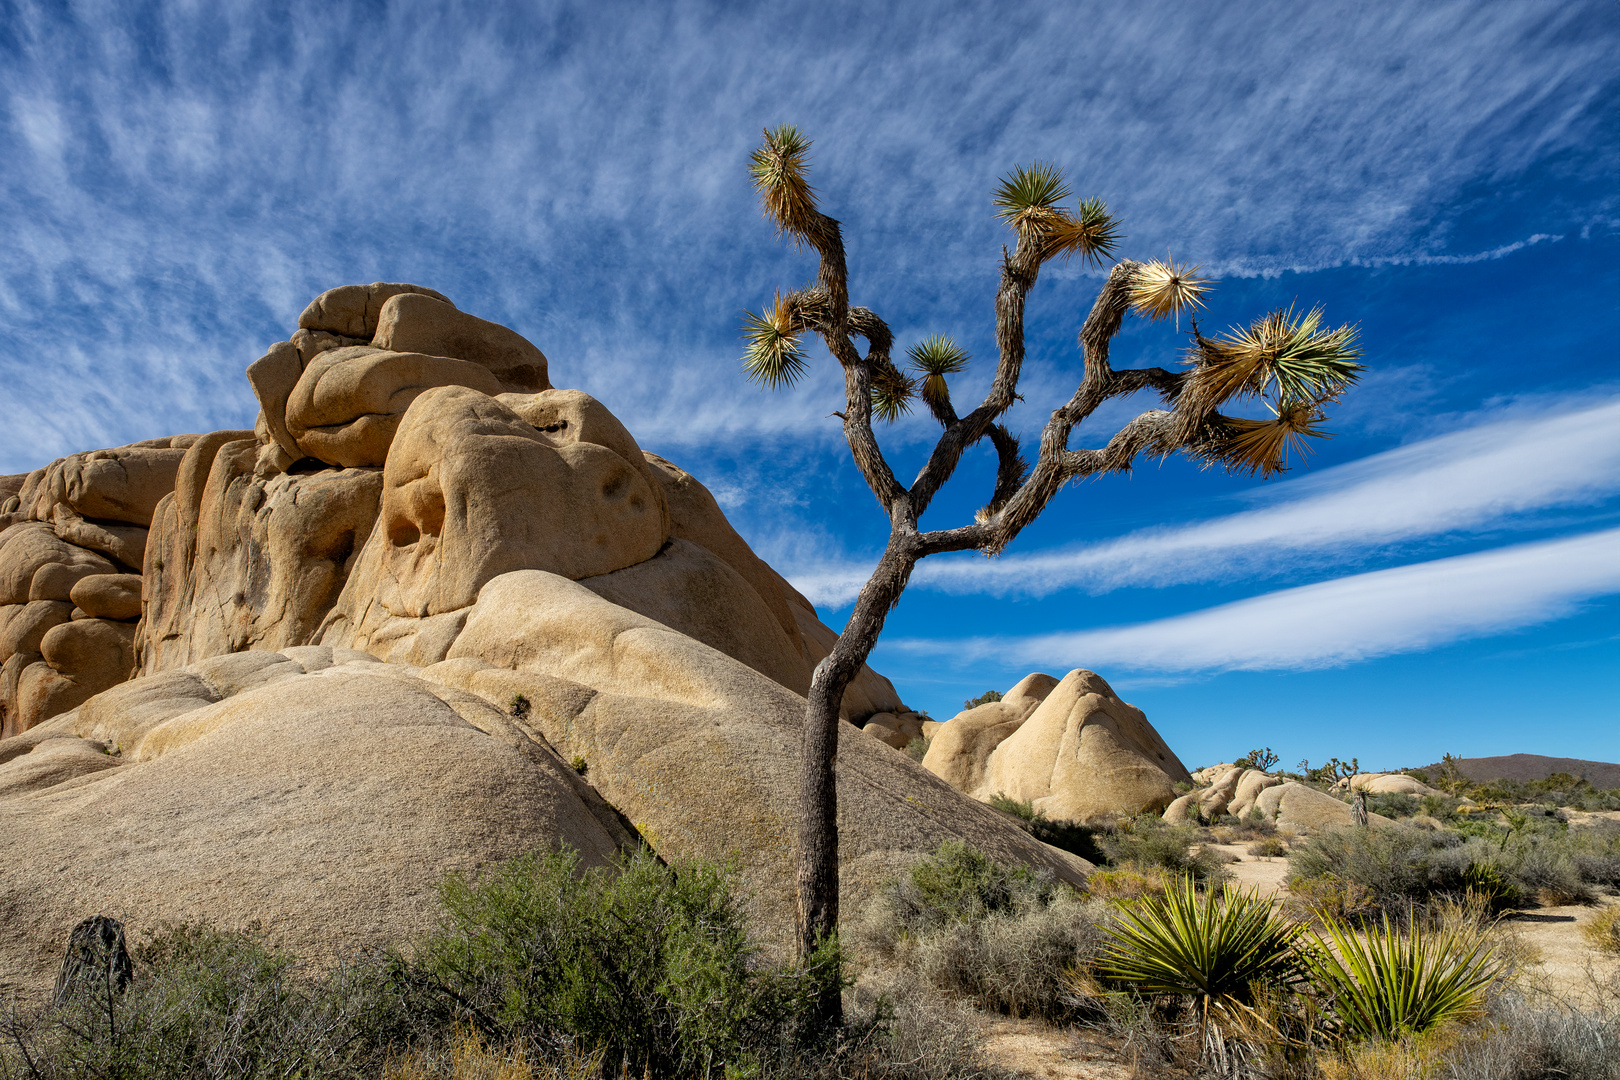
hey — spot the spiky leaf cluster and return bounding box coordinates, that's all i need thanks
[1181,303,1362,476]
[748,125,819,243]
[740,293,808,389]
[1099,877,1305,1023]
[870,367,916,423]
[1129,258,1211,327]
[906,335,971,411]
[993,164,1121,267]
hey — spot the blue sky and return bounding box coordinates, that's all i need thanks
[2,1,1616,770]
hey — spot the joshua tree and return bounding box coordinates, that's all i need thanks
[740,126,1362,1010]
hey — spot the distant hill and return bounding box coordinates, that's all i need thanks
[1417,754,1620,789]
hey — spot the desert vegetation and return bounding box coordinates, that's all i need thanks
[6,811,1620,1079]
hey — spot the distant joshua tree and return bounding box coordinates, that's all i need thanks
[740,126,1363,1014]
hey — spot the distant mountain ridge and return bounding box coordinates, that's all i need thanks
[1417,753,1620,789]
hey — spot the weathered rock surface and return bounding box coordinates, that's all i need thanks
[2,647,628,994]
[923,670,1190,819]
[375,292,549,393]
[1347,771,1444,797]
[68,575,143,621]
[0,281,1112,998]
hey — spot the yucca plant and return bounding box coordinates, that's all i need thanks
[737,124,1364,1025]
[1306,912,1502,1042]
[1098,877,1305,1040]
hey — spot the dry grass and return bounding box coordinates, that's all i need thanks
[1584,907,1620,956]
[383,1028,607,1080]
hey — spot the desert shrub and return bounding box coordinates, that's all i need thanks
[986,794,1108,863]
[1289,824,1526,916]
[1307,911,1502,1042]
[1,925,420,1079]
[1098,878,1304,1029]
[1568,821,1620,888]
[962,690,1002,710]
[1584,907,1620,955]
[904,734,931,762]
[1094,815,1227,886]
[1247,836,1288,858]
[854,842,1107,1023]
[418,847,840,1076]
[1365,792,1421,818]
[1432,986,1620,1080]
[855,840,1062,956]
[1084,865,1171,904]
[907,893,1108,1020]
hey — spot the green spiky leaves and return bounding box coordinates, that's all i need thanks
[993,163,1121,267]
[740,293,808,389]
[1192,303,1362,407]
[906,335,971,411]
[993,162,1071,225]
[749,125,819,243]
[870,366,916,423]
[1181,303,1363,477]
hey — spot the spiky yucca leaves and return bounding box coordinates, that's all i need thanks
[749,125,819,242]
[741,293,809,389]
[1190,303,1362,408]
[1218,398,1333,478]
[1307,912,1502,1042]
[906,335,971,412]
[870,366,917,423]
[993,164,1121,266]
[1129,258,1211,327]
[1099,877,1305,1035]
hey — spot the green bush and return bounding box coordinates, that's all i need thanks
[855,841,1105,1023]
[907,894,1107,1020]
[1287,821,1602,918]
[1364,792,1421,818]
[1,925,422,1079]
[418,847,839,1076]
[1094,815,1227,886]
[962,690,1002,710]
[986,794,1108,863]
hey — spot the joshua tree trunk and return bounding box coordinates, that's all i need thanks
[741,126,1362,1026]
[796,545,915,978]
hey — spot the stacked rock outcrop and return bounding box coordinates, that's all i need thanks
[1164,763,1394,833]
[921,670,1192,819]
[0,284,1092,994]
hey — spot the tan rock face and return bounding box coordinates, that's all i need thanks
[18,447,187,528]
[140,436,382,673]
[298,282,454,339]
[432,570,1092,950]
[1350,772,1443,796]
[977,669,1191,820]
[328,386,667,634]
[0,523,115,605]
[69,575,143,621]
[1,648,626,993]
[377,293,549,393]
[284,347,507,468]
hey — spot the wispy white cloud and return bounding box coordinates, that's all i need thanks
[888,527,1620,673]
[0,1,1613,472]
[782,394,1620,607]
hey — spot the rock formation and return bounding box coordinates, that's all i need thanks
[0,283,1092,995]
[1164,764,1394,832]
[921,670,1191,819]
